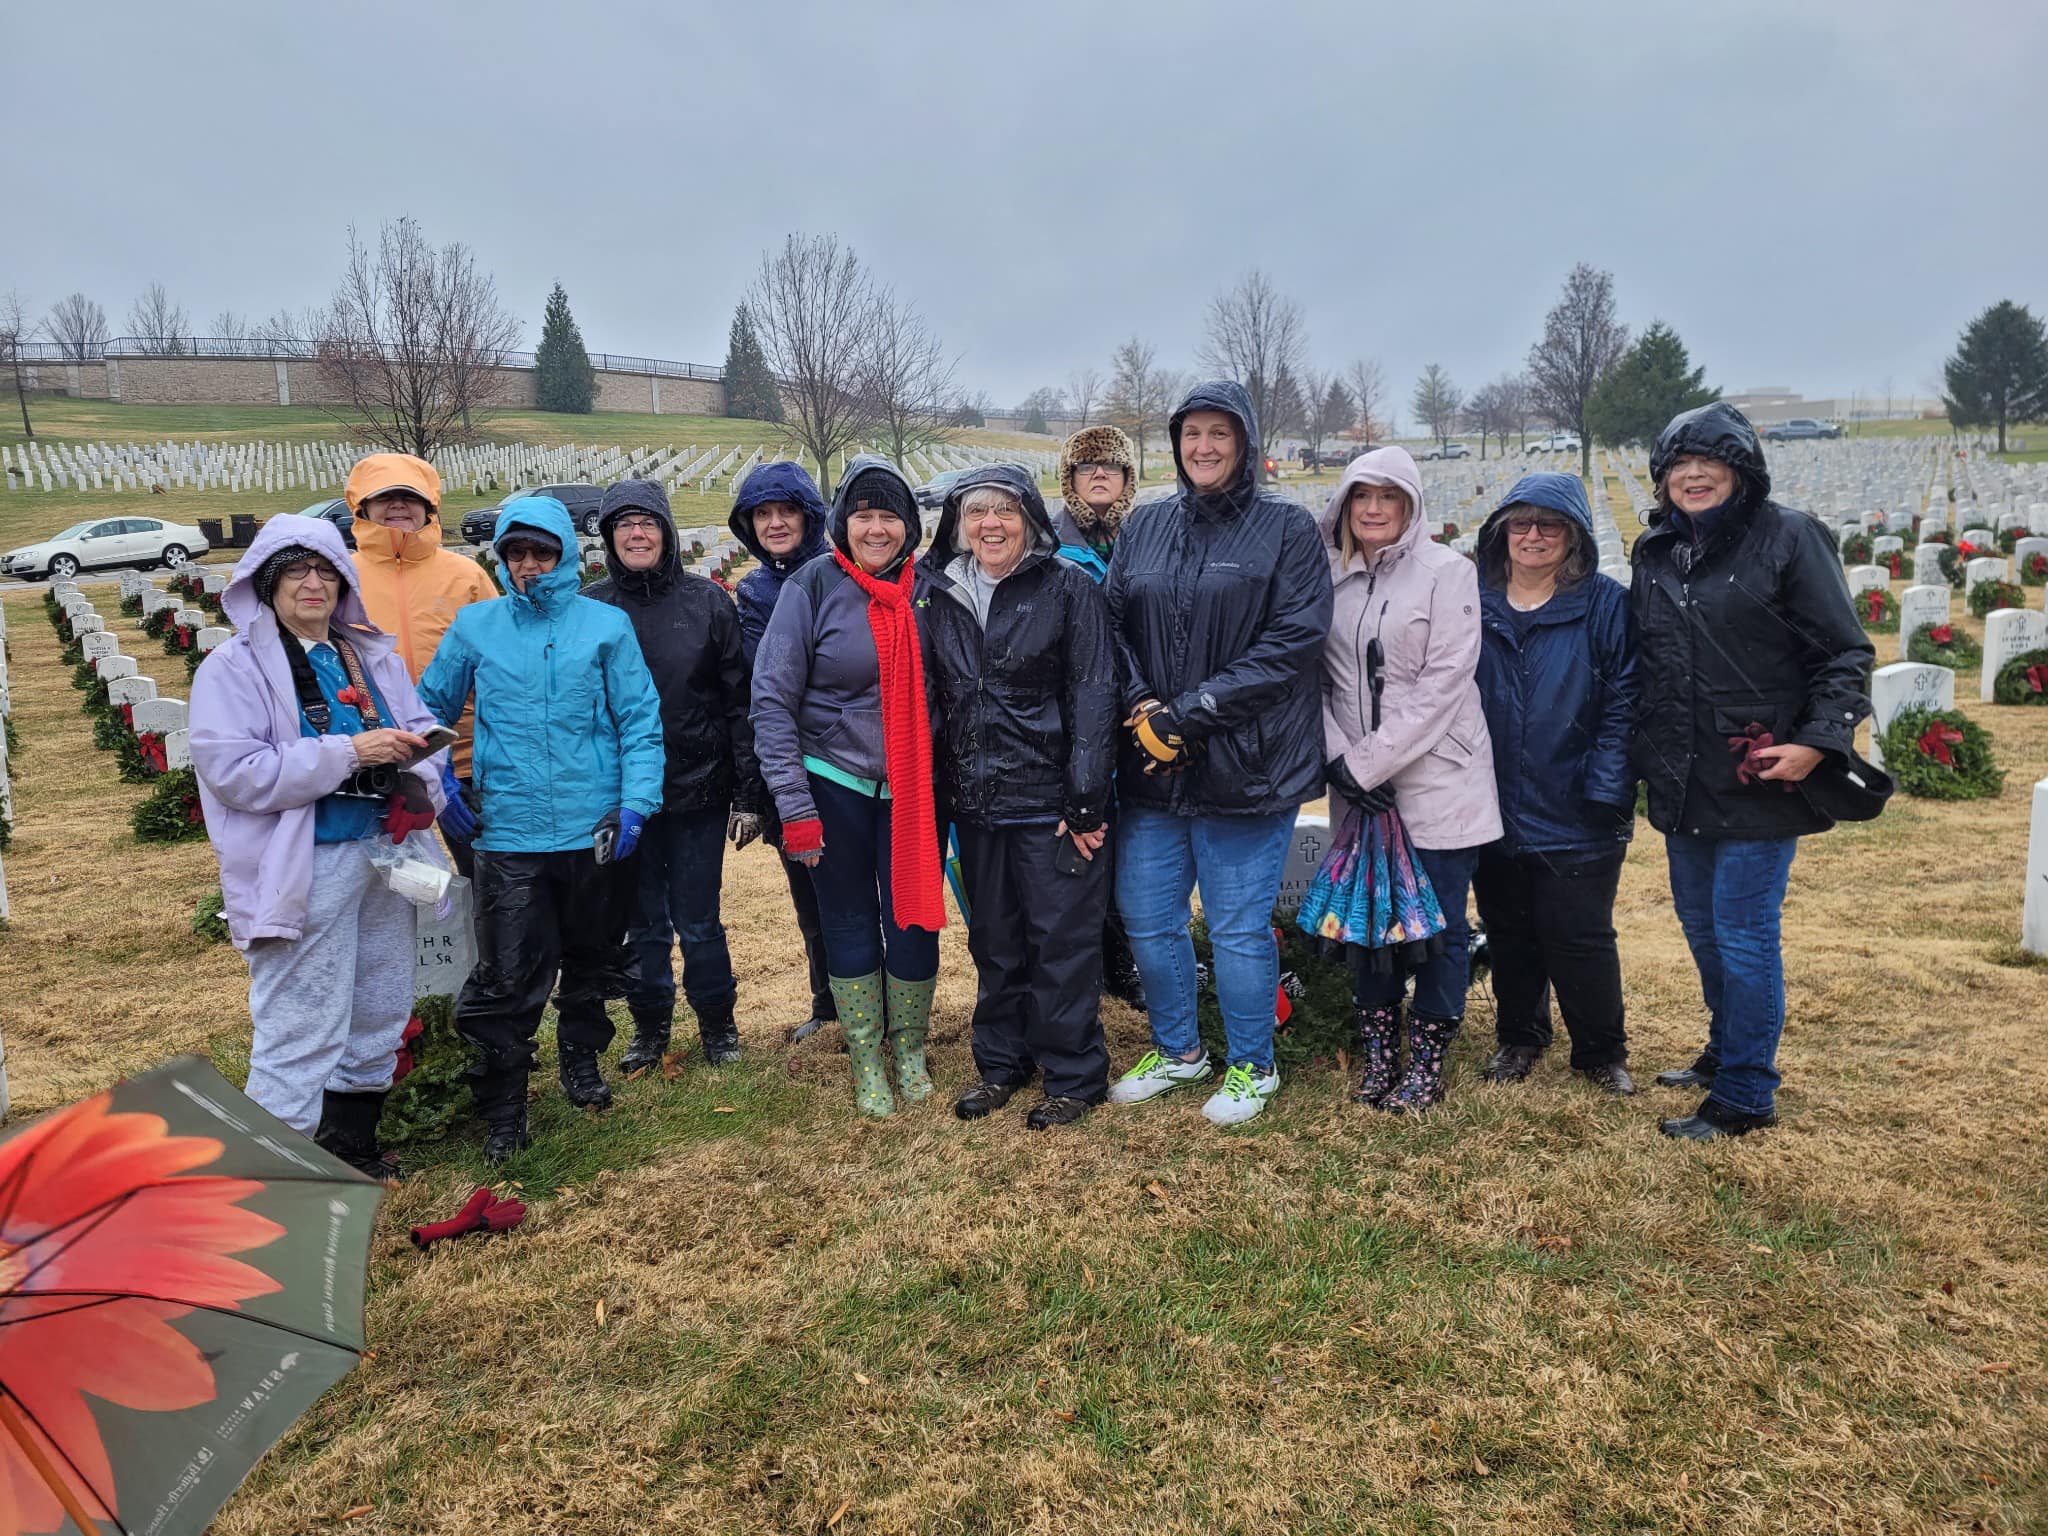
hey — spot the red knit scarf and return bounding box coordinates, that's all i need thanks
[832,548,946,932]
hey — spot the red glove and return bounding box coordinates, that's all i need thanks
[410,1187,494,1249]
[385,794,439,839]
[781,817,824,857]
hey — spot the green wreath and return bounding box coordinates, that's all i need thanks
[1920,527,1951,545]
[1881,550,1915,581]
[1996,528,2019,555]
[1855,586,1899,633]
[1878,706,2003,800]
[141,606,175,640]
[2019,552,2048,588]
[1969,580,2026,618]
[132,767,207,841]
[1839,531,1872,564]
[379,995,472,1146]
[119,593,143,617]
[1930,544,1964,590]
[192,888,230,943]
[1991,648,2048,707]
[91,710,128,750]
[3,714,18,764]
[1905,622,1981,668]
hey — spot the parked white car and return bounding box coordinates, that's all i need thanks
[1526,433,1583,455]
[2,516,211,580]
[1421,441,1471,461]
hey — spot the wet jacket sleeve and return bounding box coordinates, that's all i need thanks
[715,593,763,812]
[1168,514,1334,738]
[1583,581,1638,810]
[601,618,666,818]
[1338,557,1482,789]
[416,615,478,729]
[189,650,361,815]
[734,575,774,667]
[1059,574,1116,831]
[1782,517,1875,755]
[1102,542,1151,714]
[749,576,820,827]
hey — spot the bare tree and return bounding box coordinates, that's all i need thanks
[44,293,108,360]
[1494,372,1532,447]
[749,233,882,491]
[1464,380,1499,459]
[1065,366,1101,428]
[1411,364,1462,447]
[1527,262,1629,477]
[125,283,189,354]
[1346,356,1388,443]
[1,290,36,437]
[211,310,251,350]
[864,286,958,471]
[1104,336,1180,480]
[257,306,325,353]
[316,217,520,457]
[1199,269,1307,444]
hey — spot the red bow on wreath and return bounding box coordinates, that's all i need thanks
[1958,541,1979,558]
[1917,721,1964,767]
[1726,722,1794,791]
[2026,664,2048,696]
[138,732,167,773]
[393,1014,425,1082]
[1864,590,1886,622]
[183,790,205,825]
[2030,555,2048,578]
[119,702,134,728]
[176,626,193,650]
[1887,553,1902,575]
[1928,623,1953,645]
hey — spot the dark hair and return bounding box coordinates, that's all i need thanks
[1481,504,1593,590]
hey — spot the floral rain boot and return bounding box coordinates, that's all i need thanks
[1381,1013,1461,1115]
[1351,1005,1403,1108]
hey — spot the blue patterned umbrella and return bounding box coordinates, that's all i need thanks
[1296,803,1448,973]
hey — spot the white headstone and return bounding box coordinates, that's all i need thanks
[174,607,205,630]
[163,729,193,770]
[2024,778,2048,958]
[145,591,179,614]
[107,674,156,707]
[130,697,187,735]
[201,571,228,594]
[1868,662,1955,769]
[416,876,477,997]
[1845,565,1889,598]
[71,614,104,635]
[197,627,231,652]
[1980,608,2048,702]
[1896,586,1951,660]
[81,632,120,662]
[2014,537,2048,580]
[1913,542,1946,579]
[1964,557,2010,598]
[1960,527,1997,549]
[1871,535,1904,561]
[1272,814,1333,919]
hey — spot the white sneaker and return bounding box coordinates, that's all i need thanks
[1107,1049,1215,1104]
[1201,1063,1280,1126]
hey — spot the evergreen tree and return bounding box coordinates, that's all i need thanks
[1943,300,2048,454]
[534,282,595,414]
[1023,403,1049,434]
[1585,321,1718,447]
[722,303,784,422]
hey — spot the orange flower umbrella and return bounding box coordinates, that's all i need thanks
[0,1057,385,1536]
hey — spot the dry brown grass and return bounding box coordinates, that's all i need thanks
[3,579,2046,1534]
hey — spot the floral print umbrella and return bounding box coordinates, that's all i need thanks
[1295,803,1448,974]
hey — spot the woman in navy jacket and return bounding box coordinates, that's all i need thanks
[1470,473,1637,1094]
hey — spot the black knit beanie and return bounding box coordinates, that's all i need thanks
[845,468,914,524]
[253,544,345,608]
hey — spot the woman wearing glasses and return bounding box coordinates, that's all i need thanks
[1469,474,1637,1097]
[190,514,447,1175]
[1318,447,1498,1113]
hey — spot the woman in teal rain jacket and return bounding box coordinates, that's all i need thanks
[418,496,665,1160]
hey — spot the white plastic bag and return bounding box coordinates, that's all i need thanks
[365,830,454,917]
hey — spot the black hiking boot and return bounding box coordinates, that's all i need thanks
[473,1073,532,1164]
[697,1004,742,1067]
[314,1090,401,1182]
[619,1013,672,1077]
[1659,1095,1776,1141]
[953,1080,1022,1120]
[1479,1045,1544,1084]
[558,1046,614,1110]
[1654,1051,1718,1091]
[1025,1096,1095,1129]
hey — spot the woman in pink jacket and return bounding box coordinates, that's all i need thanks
[1319,448,1501,1111]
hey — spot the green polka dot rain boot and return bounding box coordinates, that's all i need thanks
[830,972,894,1117]
[884,972,937,1103]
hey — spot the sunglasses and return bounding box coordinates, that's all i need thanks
[500,541,558,563]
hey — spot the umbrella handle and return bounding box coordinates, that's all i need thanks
[0,1391,106,1533]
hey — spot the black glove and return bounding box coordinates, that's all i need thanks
[1330,758,1396,814]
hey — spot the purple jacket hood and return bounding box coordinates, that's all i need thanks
[191,514,444,948]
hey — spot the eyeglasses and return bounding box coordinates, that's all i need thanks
[279,560,341,585]
[1506,517,1566,538]
[612,515,663,533]
[964,505,1022,524]
[1073,462,1124,477]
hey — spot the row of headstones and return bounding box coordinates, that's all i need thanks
[2,438,364,494]
[1859,582,2048,704]
[59,583,199,764]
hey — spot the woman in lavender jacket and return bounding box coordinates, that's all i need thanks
[190,514,444,1177]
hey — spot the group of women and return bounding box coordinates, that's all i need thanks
[195,387,1876,1171]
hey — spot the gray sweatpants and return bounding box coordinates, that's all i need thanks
[244,839,417,1133]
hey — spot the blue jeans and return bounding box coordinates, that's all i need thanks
[1353,843,1482,1020]
[805,774,941,982]
[1116,807,1298,1071]
[1664,834,1799,1117]
[625,806,737,1020]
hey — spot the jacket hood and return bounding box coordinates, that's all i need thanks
[1317,446,1430,569]
[827,454,923,574]
[223,513,377,632]
[729,460,829,572]
[493,495,583,614]
[1058,424,1138,538]
[344,452,442,513]
[1169,378,1262,517]
[351,509,450,567]
[597,478,681,591]
[927,463,1058,571]
[1474,470,1596,572]
[1649,401,1771,510]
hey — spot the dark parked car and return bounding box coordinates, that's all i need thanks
[913,468,972,511]
[461,483,607,545]
[297,497,354,550]
[1762,418,1843,442]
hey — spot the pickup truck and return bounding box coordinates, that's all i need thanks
[1526,432,1582,455]
[1762,418,1843,441]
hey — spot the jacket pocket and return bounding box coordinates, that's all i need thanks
[1427,726,1477,766]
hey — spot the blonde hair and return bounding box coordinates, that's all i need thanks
[1337,481,1411,565]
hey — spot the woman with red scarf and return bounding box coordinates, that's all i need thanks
[751,456,946,1116]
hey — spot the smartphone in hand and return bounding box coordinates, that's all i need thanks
[1053,829,1089,877]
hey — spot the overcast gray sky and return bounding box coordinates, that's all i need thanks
[9,0,2043,421]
